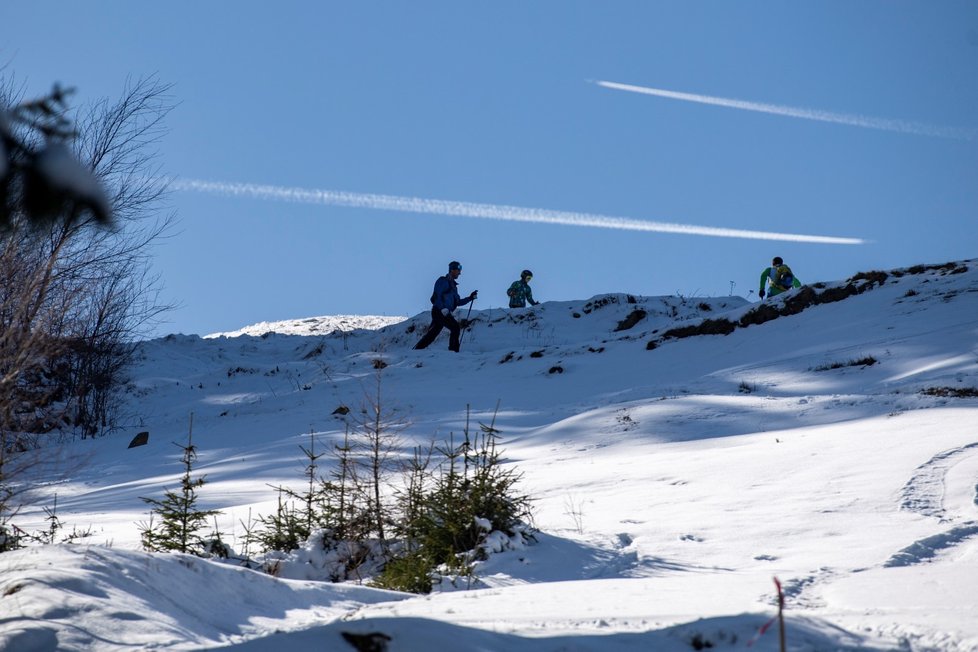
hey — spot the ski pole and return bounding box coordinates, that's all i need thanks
[458,298,475,346]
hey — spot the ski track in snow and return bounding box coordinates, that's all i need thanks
[884,523,978,567]
[779,570,836,610]
[899,442,978,520]
[884,442,978,567]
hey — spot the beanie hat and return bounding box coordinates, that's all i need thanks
[448,261,462,271]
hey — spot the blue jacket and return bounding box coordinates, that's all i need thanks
[431,275,473,312]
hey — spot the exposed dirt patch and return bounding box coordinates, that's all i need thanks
[649,266,912,348]
[662,318,737,339]
[920,387,978,398]
[581,294,638,314]
[614,309,647,332]
[895,262,965,277]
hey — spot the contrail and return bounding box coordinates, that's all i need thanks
[172,178,866,245]
[595,80,976,141]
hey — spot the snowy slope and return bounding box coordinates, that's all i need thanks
[3,260,978,651]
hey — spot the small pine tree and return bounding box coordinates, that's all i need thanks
[245,428,356,554]
[139,415,221,555]
[0,475,20,553]
[248,429,324,553]
[247,488,308,553]
[0,431,26,553]
[37,494,64,544]
[328,424,378,544]
[462,408,531,541]
[348,363,407,546]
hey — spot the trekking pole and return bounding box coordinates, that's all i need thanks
[458,298,475,346]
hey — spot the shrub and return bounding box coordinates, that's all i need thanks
[229,400,533,594]
[371,548,434,594]
[812,356,877,371]
[377,405,533,593]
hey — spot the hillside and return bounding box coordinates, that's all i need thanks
[3,260,977,651]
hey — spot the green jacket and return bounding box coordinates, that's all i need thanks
[760,265,801,297]
[507,280,538,308]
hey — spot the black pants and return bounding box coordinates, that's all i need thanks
[414,307,461,352]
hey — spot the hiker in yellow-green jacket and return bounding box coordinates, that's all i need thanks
[759,256,801,299]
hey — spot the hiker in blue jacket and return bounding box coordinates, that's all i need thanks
[414,261,478,352]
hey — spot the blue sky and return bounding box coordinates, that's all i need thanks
[3,2,977,336]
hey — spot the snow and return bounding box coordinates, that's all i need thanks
[3,260,978,651]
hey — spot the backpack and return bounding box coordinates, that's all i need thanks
[773,264,794,290]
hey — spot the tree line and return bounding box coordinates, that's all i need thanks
[1,74,172,549]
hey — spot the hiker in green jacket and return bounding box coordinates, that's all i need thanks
[507,269,539,308]
[759,257,801,299]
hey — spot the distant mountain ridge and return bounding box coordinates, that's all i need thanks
[204,314,408,339]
